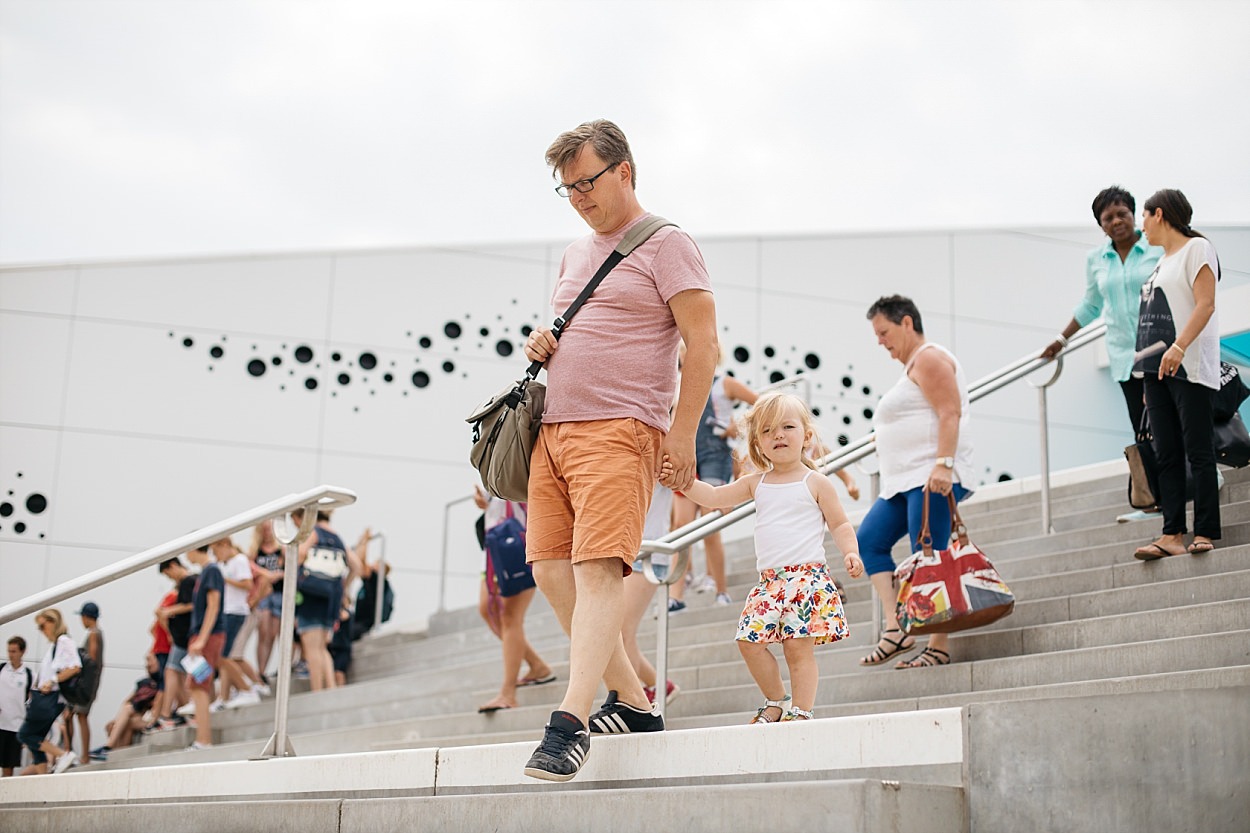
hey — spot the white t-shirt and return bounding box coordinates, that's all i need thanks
[222,552,253,616]
[1134,237,1221,389]
[37,634,81,692]
[0,662,32,732]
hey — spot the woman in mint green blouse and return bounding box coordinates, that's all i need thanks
[1041,186,1163,433]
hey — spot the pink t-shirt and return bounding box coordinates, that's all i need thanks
[542,214,712,433]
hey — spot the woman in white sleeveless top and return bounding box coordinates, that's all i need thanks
[857,295,974,670]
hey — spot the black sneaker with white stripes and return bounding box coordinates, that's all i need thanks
[588,690,665,734]
[523,710,591,782]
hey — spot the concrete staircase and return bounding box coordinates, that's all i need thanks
[3,461,1248,832]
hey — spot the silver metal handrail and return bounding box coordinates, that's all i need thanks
[636,323,1107,693]
[437,493,479,613]
[753,372,814,405]
[0,484,358,760]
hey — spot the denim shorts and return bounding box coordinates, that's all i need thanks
[222,612,246,656]
[167,644,188,674]
[261,592,283,616]
[296,597,336,633]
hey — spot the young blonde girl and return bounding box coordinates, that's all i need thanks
[665,393,864,722]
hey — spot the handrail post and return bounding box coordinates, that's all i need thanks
[438,494,477,614]
[637,547,689,723]
[372,531,387,633]
[257,506,318,759]
[1029,356,1065,535]
[868,470,882,646]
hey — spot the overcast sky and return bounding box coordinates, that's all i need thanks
[1,0,1247,265]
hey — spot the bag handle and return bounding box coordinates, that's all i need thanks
[513,215,675,395]
[918,486,970,557]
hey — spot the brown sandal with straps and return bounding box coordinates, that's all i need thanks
[859,629,916,666]
[895,646,951,669]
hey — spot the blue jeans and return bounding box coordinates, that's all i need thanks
[857,484,970,576]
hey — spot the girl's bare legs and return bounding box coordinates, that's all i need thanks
[299,629,334,691]
[737,640,787,721]
[781,637,818,713]
[257,609,280,680]
[621,571,659,687]
[480,587,546,710]
[704,530,727,595]
[478,579,502,639]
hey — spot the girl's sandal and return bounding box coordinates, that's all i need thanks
[782,707,814,721]
[749,695,792,724]
[859,629,916,666]
[895,646,951,670]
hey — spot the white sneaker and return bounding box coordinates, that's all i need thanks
[209,699,226,713]
[252,682,272,697]
[53,750,78,773]
[1116,509,1161,523]
[715,592,733,605]
[225,690,261,709]
[694,575,717,594]
[186,741,213,751]
[176,701,197,717]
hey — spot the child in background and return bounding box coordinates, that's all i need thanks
[665,392,864,722]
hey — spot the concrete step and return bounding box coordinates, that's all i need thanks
[0,779,966,833]
[181,557,1250,754]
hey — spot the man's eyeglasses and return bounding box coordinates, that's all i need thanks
[554,162,618,198]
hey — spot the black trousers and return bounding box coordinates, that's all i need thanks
[1143,376,1220,539]
[1119,376,1146,435]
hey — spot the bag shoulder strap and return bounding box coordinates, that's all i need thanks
[522,215,676,380]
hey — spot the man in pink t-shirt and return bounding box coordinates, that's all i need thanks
[521,119,718,782]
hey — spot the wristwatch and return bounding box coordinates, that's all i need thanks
[937,456,955,469]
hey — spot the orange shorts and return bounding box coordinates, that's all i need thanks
[526,418,663,576]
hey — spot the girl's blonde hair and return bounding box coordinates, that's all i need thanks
[740,392,819,472]
[36,607,69,639]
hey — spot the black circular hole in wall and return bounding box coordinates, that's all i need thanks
[419,337,432,348]
[733,346,750,363]
[763,346,776,358]
[26,494,47,514]
[359,352,378,370]
[445,322,462,339]
[247,359,267,377]
[805,353,821,370]
[520,325,533,337]
[383,373,394,383]
[271,356,282,366]
[412,371,430,388]
[862,408,874,419]
[769,371,785,383]
[837,434,849,446]
[0,503,12,517]
[842,376,853,388]
[331,352,342,362]
[305,378,318,390]
[294,345,314,363]
[479,327,490,337]
[442,361,455,373]
[182,337,194,348]
[338,373,351,386]
[209,345,224,359]
[496,340,514,357]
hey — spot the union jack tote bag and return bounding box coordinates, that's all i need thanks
[894,489,1015,635]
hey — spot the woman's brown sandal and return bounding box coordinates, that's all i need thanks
[749,695,791,724]
[859,629,916,666]
[895,646,951,669]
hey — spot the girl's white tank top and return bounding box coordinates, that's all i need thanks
[753,470,828,572]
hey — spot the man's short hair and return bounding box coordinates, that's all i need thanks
[546,119,637,189]
[7,635,25,652]
[1091,186,1135,222]
[866,295,924,334]
[159,556,183,573]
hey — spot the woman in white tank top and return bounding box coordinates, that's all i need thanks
[857,295,974,670]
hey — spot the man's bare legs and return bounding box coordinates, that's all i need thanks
[533,558,648,723]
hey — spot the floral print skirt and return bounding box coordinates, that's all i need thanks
[735,561,850,645]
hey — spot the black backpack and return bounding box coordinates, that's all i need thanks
[59,647,99,708]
